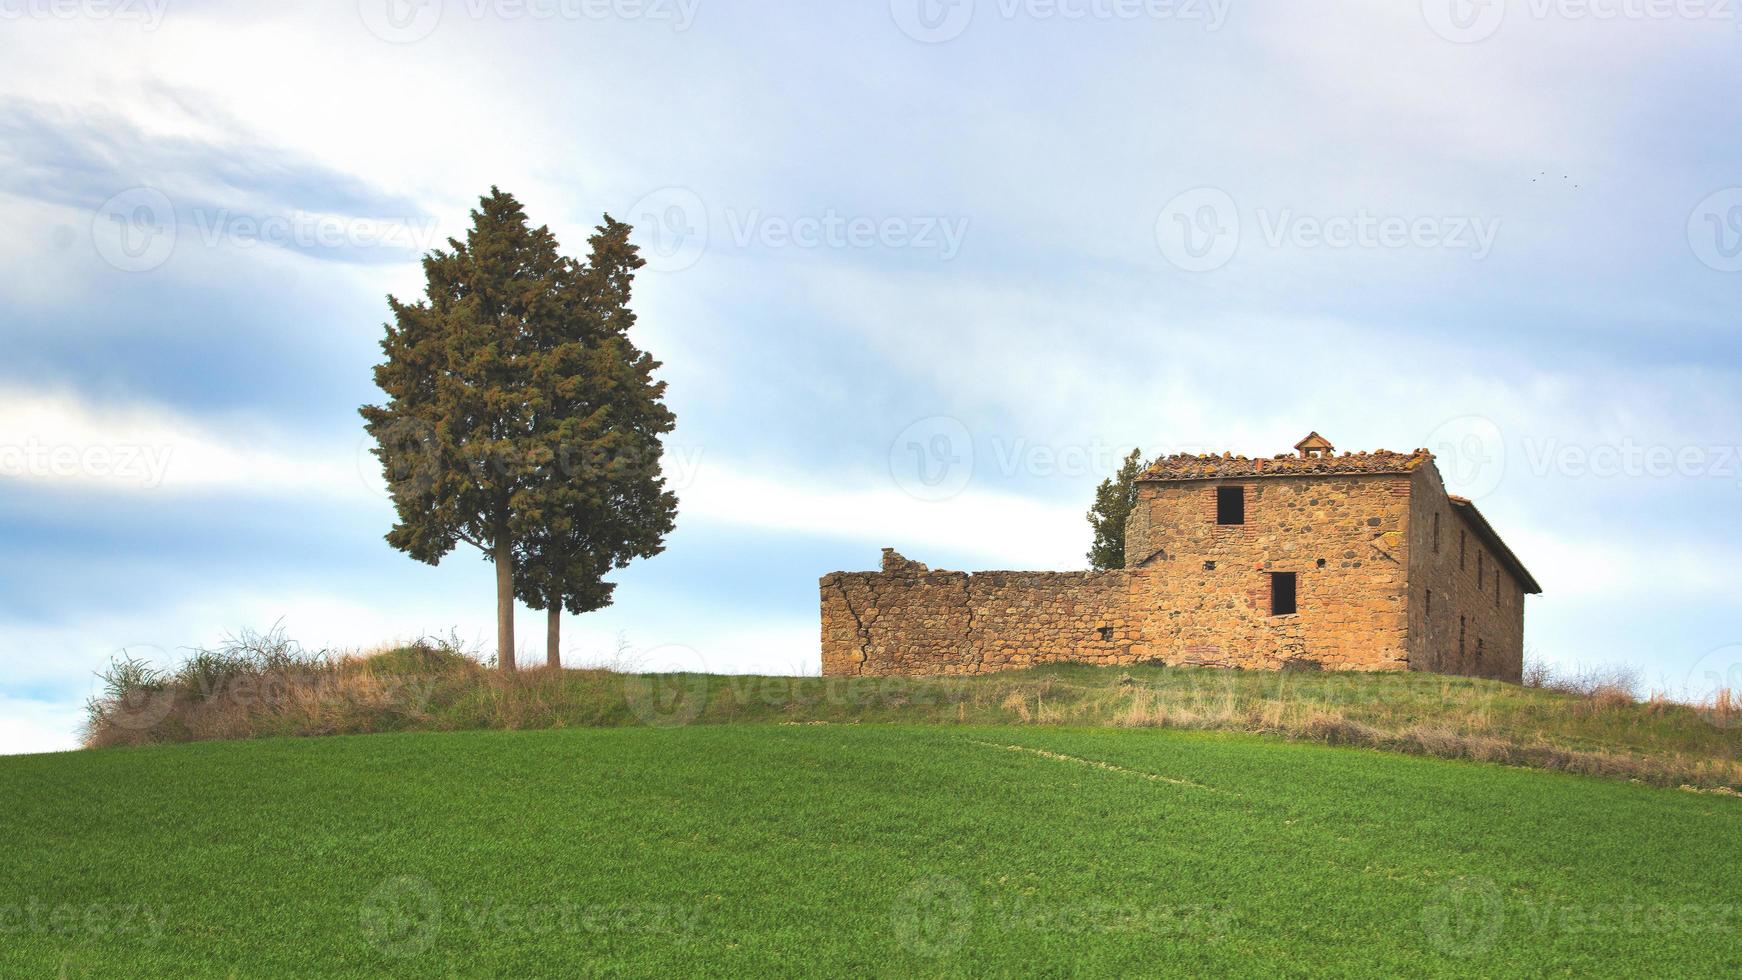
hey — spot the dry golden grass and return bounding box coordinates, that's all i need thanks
[82,630,1742,793]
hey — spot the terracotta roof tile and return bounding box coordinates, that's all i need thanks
[1139,448,1433,481]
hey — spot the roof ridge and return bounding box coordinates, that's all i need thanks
[1140,447,1433,481]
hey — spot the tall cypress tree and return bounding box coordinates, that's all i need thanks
[1086,448,1145,571]
[516,216,678,668]
[360,188,567,671]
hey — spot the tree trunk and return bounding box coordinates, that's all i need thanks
[546,601,562,670]
[494,537,516,672]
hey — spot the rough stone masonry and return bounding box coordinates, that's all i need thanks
[819,433,1541,681]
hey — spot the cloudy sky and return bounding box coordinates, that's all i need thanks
[2,0,1739,752]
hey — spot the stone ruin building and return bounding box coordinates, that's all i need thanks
[820,433,1540,681]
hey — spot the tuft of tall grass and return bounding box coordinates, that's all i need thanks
[1523,657,1642,700]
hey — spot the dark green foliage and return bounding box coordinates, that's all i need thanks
[360,188,570,667]
[360,190,676,668]
[360,188,565,565]
[1086,448,1145,570]
[513,216,678,622]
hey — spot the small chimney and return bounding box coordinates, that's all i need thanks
[1293,431,1334,458]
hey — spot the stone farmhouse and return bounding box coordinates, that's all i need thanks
[820,433,1540,681]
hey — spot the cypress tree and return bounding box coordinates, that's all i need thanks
[516,216,678,668]
[360,188,567,671]
[1086,448,1145,571]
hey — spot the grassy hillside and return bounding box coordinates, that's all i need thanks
[4,725,1739,977]
[83,635,1742,792]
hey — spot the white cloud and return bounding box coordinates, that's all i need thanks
[1505,526,1730,603]
[0,696,85,756]
[0,382,1091,566]
[682,462,1086,569]
[0,386,364,497]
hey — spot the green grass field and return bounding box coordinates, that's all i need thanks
[5,725,1739,977]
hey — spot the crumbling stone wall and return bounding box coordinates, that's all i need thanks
[819,549,1135,676]
[820,460,1531,680]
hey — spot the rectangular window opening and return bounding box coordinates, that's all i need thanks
[1216,486,1245,526]
[1426,588,1434,619]
[1433,512,1441,553]
[1270,572,1297,616]
[1460,529,1467,570]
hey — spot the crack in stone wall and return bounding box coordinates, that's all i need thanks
[825,575,872,674]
